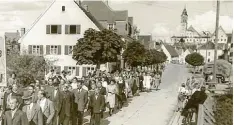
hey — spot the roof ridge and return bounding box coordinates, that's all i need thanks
[19,0,56,42]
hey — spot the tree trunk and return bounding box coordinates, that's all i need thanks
[96,63,100,69]
[193,66,196,74]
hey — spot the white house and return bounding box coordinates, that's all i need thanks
[161,43,179,63]
[197,41,224,63]
[19,0,105,78]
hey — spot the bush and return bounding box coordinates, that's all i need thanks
[214,94,233,125]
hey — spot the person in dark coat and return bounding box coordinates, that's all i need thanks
[89,89,105,125]
[181,86,207,122]
[139,72,144,92]
[60,84,73,125]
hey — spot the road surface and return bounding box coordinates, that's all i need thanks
[83,64,191,125]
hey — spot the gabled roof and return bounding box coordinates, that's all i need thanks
[163,43,179,57]
[81,1,128,23]
[211,26,227,37]
[20,0,104,41]
[4,32,20,42]
[176,48,183,55]
[198,41,223,50]
[187,25,200,36]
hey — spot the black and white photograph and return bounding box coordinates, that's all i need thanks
[0,0,233,125]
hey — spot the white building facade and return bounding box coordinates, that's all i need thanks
[19,0,104,78]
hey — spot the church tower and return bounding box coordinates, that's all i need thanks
[180,6,188,36]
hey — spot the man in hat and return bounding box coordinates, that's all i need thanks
[50,81,63,125]
[22,92,43,125]
[4,96,29,125]
[60,84,73,125]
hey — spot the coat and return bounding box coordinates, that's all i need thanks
[49,90,63,115]
[4,109,29,125]
[22,103,43,125]
[89,94,105,114]
[37,99,55,125]
[72,89,88,112]
[60,91,73,120]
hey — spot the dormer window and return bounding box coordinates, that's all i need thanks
[62,6,65,11]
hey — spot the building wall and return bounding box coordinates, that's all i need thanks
[198,49,223,63]
[211,28,228,43]
[161,44,172,63]
[115,21,128,36]
[19,0,101,78]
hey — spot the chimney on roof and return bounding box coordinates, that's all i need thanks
[20,28,25,37]
[83,5,88,12]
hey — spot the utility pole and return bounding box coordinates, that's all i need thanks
[213,0,220,83]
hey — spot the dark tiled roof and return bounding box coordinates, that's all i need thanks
[188,48,193,53]
[198,41,223,50]
[75,1,104,30]
[163,43,179,57]
[114,10,128,21]
[81,1,127,23]
[138,35,151,42]
[5,32,20,42]
[176,48,183,55]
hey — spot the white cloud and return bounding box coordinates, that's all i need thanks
[188,10,233,33]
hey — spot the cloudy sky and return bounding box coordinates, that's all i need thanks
[0,0,232,40]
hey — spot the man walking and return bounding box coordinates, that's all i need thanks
[4,97,29,125]
[22,92,43,125]
[72,81,88,125]
[89,89,105,125]
[37,90,55,125]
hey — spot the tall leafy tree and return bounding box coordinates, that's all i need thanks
[123,41,146,67]
[185,52,204,73]
[72,28,124,68]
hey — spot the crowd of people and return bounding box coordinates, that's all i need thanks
[0,67,163,125]
[176,76,208,124]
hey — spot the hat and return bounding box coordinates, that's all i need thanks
[22,92,33,100]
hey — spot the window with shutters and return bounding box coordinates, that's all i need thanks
[32,45,40,55]
[46,25,61,34]
[65,25,81,34]
[62,6,65,11]
[86,67,95,75]
[50,45,58,55]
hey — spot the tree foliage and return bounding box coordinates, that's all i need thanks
[72,28,124,68]
[185,52,204,66]
[214,94,233,125]
[143,49,167,66]
[123,41,145,67]
[6,55,47,86]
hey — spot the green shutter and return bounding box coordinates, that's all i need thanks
[64,45,68,55]
[46,25,50,34]
[28,45,32,54]
[65,25,69,34]
[76,25,81,34]
[82,67,86,76]
[46,45,50,54]
[58,45,61,55]
[40,45,43,55]
[58,25,62,34]
[76,67,80,76]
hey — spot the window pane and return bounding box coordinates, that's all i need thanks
[70,25,76,34]
[51,25,58,34]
